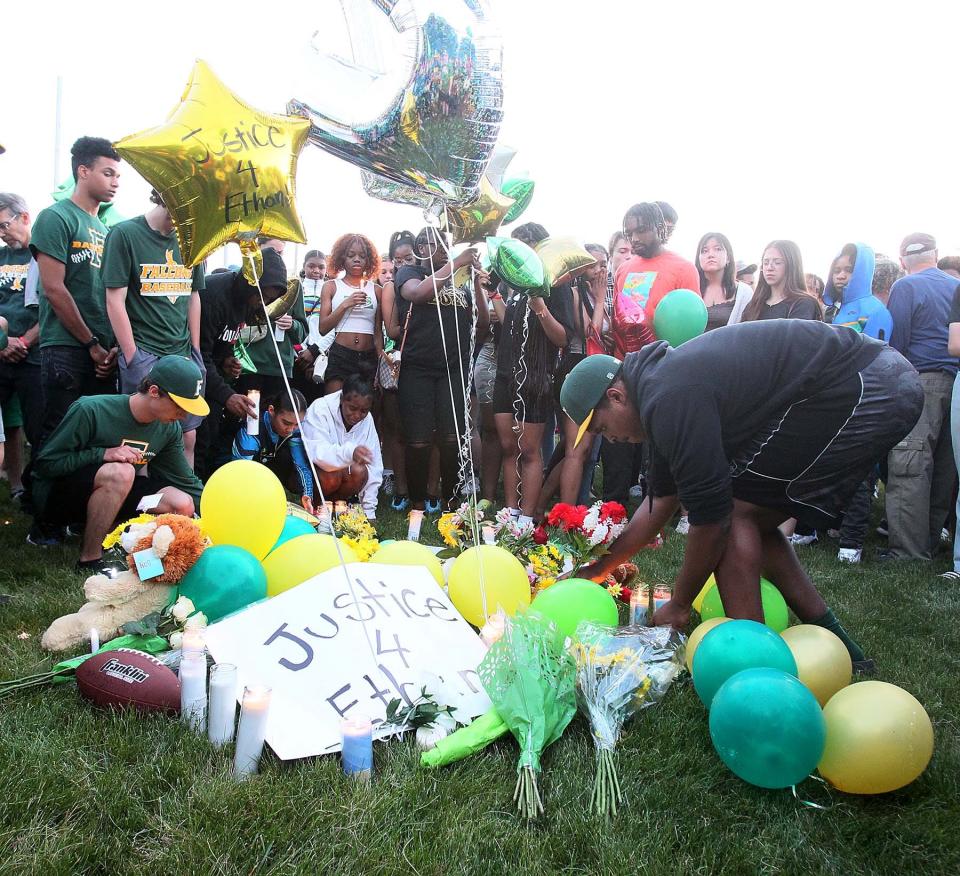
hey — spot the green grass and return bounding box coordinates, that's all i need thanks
[1,486,959,875]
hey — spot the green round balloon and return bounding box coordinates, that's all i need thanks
[494,237,545,291]
[178,545,267,622]
[531,578,618,639]
[653,288,708,347]
[485,236,509,265]
[502,177,535,224]
[709,667,826,789]
[699,578,789,632]
[692,619,797,707]
[269,515,316,554]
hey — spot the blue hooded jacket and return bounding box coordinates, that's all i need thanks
[823,242,893,341]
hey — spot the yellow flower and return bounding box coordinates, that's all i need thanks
[437,513,461,549]
[342,535,379,563]
[101,513,156,549]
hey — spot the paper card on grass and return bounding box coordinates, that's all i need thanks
[132,548,164,581]
[204,562,492,760]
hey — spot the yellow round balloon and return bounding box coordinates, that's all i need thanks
[115,59,310,268]
[781,625,852,707]
[199,460,286,560]
[693,574,716,613]
[684,616,731,673]
[262,533,358,598]
[447,545,530,627]
[369,541,444,589]
[819,681,934,794]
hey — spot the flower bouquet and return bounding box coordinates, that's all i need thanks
[333,504,379,561]
[436,498,492,558]
[572,622,686,817]
[122,594,208,650]
[543,501,628,574]
[525,542,565,596]
[477,611,577,820]
[492,507,536,561]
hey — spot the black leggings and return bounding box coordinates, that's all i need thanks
[398,361,467,506]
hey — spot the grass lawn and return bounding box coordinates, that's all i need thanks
[1,483,959,875]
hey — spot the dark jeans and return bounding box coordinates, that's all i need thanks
[0,360,42,448]
[838,475,876,550]
[398,361,467,505]
[600,438,643,505]
[39,345,116,449]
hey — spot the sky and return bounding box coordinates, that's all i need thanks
[3,0,958,278]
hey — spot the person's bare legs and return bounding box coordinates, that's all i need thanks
[479,402,501,503]
[80,463,137,562]
[713,500,769,621]
[496,412,521,510]
[516,422,545,518]
[182,429,197,470]
[559,416,592,505]
[759,526,828,620]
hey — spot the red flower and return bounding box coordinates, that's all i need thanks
[546,503,575,527]
[532,525,548,545]
[600,501,627,523]
[563,505,588,531]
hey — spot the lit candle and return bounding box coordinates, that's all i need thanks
[273,321,285,342]
[630,586,671,626]
[246,389,260,436]
[407,509,424,542]
[481,524,496,545]
[208,663,238,748]
[234,686,272,778]
[181,628,205,656]
[334,500,348,516]
[89,628,100,654]
[179,650,208,732]
[317,503,333,534]
[341,714,373,780]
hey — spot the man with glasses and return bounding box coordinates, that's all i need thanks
[0,193,42,506]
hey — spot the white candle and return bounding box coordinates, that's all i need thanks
[341,714,373,779]
[179,651,207,732]
[234,686,272,778]
[407,509,424,542]
[334,500,348,516]
[89,628,100,654]
[246,390,260,435]
[481,524,496,545]
[181,628,205,656]
[273,323,285,342]
[317,504,333,534]
[208,663,238,748]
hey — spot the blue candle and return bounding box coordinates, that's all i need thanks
[341,716,373,779]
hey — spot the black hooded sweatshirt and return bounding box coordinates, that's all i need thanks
[622,319,882,525]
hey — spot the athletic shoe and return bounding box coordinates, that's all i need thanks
[382,471,395,497]
[628,484,644,500]
[837,547,862,564]
[26,523,63,547]
[853,658,877,675]
[390,494,410,512]
[874,548,903,562]
[425,496,441,515]
[875,519,888,538]
[825,528,841,540]
[941,527,951,544]
[675,516,690,535]
[790,532,818,546]
[939,570,960,581]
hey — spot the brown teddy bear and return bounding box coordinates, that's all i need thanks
[41,515,208,652]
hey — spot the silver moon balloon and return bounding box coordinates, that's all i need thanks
[289,0,504,206]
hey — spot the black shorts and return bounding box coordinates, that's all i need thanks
[729,346,923,528]
[325,343,377,385]
[40,464,174,526]
[492,372,552,424]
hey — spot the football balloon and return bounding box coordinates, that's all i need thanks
[76,649,180,714]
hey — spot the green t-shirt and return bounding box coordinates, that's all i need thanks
[101,216,205,357]
[244,290,307,377]
[30,198,111,349]
[0,245,39,364]
[32,394,204,513]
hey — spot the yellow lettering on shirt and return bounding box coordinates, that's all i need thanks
[0,263,29,292]
[138,249,194,300]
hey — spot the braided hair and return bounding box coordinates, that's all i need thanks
[623,202,668,244]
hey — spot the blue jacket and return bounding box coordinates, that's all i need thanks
[232,410,313,499]
[823,243,893,342]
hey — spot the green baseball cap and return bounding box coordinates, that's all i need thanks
[560,354,622,447]
[147,355,209,417]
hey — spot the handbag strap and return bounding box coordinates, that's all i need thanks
[397,302,414,356]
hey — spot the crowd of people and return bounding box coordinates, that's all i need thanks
[1,134,959,591]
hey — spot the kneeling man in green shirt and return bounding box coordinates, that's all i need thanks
[32,355,208,571]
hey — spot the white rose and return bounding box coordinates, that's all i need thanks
[170,596,195,623]
[184,611,208,631]
[416,724,449,751]
[169,631,183,650]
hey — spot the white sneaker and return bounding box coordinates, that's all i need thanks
[790,533,818,546]
[941,527,951,544]
[628,484,644,500]
[675,516,690,535]
[382,471,395,496]
[837,547,862,564]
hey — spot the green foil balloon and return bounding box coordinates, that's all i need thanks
[502,177,535,224]
[709,667,826,789]
[692,619,797,707]
[652,288,708,346]
[494,237,545,291]
[530,578,618,639]
[178,545,267,622]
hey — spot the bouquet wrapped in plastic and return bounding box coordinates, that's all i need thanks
[477,611,577,819]
[573,622,686,817]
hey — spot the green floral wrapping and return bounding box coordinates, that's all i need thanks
[419,708,509,769]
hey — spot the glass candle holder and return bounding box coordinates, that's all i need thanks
[407,509,424,542]
[341,714,373,780]
[179,650,208,732]
[208,663,238,748]
[233,686,272,778]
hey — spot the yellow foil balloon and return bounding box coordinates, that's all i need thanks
[781,625,852,707]
[535,236,596,288]
[199,460,286,560]
[115,59,310,268]
[819,681,934,794]
[684,616,731,673]
[443,177,515,245]
[263,534,358,598]
[447,545,530,627]
[369,541,444,589]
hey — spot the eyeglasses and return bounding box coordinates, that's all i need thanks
[0,213,20,233]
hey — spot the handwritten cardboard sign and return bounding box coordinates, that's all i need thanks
[204,562,491,760]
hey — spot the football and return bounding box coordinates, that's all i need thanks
[76,648,181,714]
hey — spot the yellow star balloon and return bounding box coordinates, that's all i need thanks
[442,177,515,245]
[115,60,310,268]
